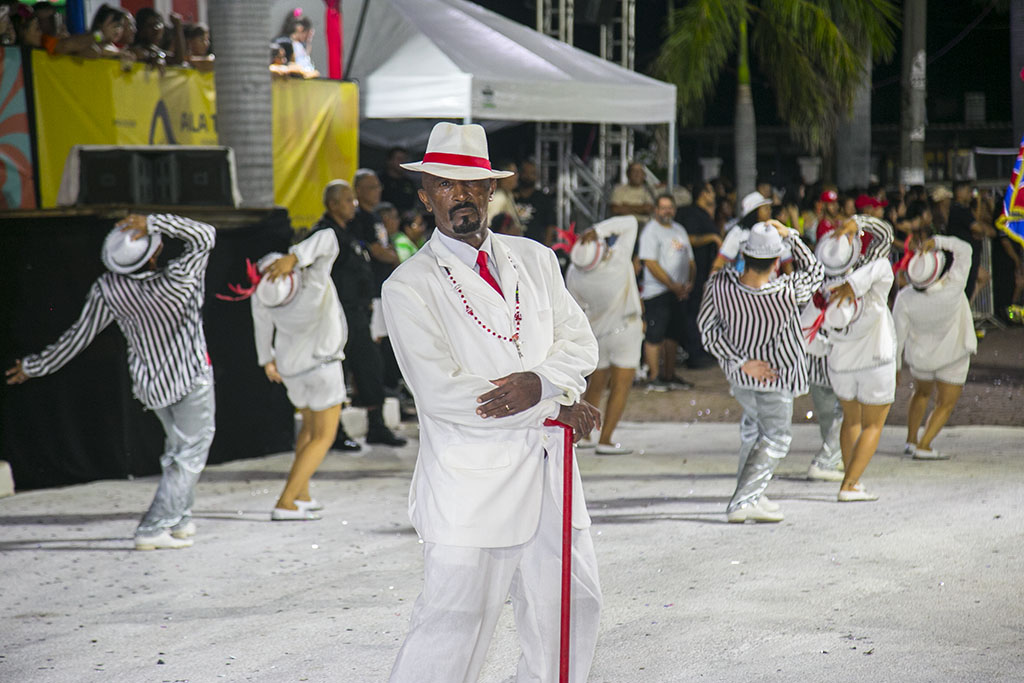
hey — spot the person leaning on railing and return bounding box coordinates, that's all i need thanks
[12,3,129,60]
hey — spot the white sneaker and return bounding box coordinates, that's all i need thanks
[576,439,596,450]
[903,442,917,456]
[170,521,196,539]
[759,495,781,512]
[295,498,324,511]
[913,448,950,460]
[837,483,879,502]
[271,507,321,521]
[807,463,845,482]
[595,443,632,455]
[135,530,194,550]
[727,499,784,523]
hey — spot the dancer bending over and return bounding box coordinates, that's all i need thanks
[815,215,895,502]
[893,232,976,460]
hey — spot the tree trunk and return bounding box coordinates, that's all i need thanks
[836,48,872,191]
[1012,0,1024,141]
[207,1,274,208]
[900,0,927,187]
[734,16,756,200]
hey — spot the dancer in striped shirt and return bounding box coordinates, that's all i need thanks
[699,220,824,523]
[6,213,216,550]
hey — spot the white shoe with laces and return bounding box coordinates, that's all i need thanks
[727,499,784,523]
[758,495,781,512]
[135,530,194,550]
[807,463,845,482]
[170,521,196,539]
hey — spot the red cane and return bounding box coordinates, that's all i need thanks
[544,418,574,683]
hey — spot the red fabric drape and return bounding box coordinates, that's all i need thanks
[324,0,342,80]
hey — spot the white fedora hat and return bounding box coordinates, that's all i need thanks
[906,250,946,289]
[570,239,607,272]
[815,230,861,276]
[101,226,162,274]
[401,123,515,181]
[741,222,784,259]
[823,297,863,330]
[255,252,301,308]
[739,191,772,219]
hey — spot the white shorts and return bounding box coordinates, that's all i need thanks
[596,321,643,370]
[830,361,896,405]
[283,361,346,411]
[909,355,971,385]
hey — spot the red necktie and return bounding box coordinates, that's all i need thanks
[476,250,503,297]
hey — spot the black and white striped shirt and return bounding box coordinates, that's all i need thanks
[698,233,824,394]
[22,214,215,410]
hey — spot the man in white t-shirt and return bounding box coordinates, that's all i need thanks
[638,194,696,391]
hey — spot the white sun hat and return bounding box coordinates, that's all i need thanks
[815,230,861,276]
[739,191,772,219]
[101,225,162,274]
[906,250,946,289]
[741,222,785,259]
[255,252,301,308]
[400,123,515,181]
[824,297,863,330]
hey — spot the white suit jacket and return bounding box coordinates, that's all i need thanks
[381,230,599,548]
[253,229,348,376]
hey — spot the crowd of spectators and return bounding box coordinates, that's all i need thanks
[0,1,214,70]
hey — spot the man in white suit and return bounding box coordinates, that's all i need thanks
[381,123,603,683]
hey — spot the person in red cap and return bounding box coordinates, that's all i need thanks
[382,122,602,682]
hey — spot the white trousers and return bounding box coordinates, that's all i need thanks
[390,466,602,683]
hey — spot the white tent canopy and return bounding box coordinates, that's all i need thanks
[342,0,677,125]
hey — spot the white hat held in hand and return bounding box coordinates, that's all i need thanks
[824,296,863,330]
[570,238,607,272]
[739,191,772,219]
[906,250,946,289]
[401,123,515,181]
[101,225,162,274]
[255,252,301,308]
[741,222,785,259]
[815,230,861,276]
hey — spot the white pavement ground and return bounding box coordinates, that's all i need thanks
[2,421,1023,683]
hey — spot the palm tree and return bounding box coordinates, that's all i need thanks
[655,0,898,198]
[207,1,274,207]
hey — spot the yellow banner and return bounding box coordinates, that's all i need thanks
[32,53,217,207]
[31,54,358,224]
[272,78,359,229]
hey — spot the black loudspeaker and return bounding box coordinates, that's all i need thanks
[78,150,155,205]
[75,147,235,207]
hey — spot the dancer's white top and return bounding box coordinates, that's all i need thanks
[252,229,347,377]
[565,216,642,339]
[382,230,598,547]
[821,218,896,374]
[892,235,977,372]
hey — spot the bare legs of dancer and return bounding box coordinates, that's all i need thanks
[276,404,341,510]
[906,380,964,452]
[582,366,635,446]
[838,400,891,493]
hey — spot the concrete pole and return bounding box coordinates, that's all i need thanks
[900,0,927,187]
[207,1,274,208]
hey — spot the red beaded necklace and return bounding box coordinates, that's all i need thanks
[444,256,523,358]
